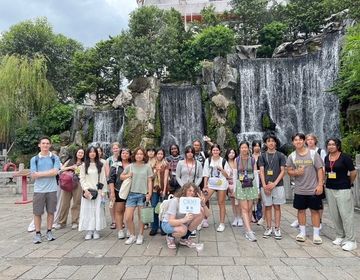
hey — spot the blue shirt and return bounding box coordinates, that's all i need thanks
[30,153,61,193]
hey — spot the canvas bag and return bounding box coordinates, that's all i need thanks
[141,202,154,224]
[118,164,132,200]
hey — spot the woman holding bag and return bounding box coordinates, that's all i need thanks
[78,146,107,240]
[108,148,131,239]
[120,147,153,245]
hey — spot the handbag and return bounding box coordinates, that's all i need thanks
[154,197,163,214]
[119,164,132,200]
[82,172,100,200]
[141,201,154,224]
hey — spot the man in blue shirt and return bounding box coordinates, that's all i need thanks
[30,136,61,244]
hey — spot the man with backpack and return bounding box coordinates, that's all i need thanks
[286,133,324,244]
[30,136,61,244]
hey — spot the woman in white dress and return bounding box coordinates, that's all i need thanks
[79,146,107,240]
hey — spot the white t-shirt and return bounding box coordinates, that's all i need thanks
[203,157,231,190]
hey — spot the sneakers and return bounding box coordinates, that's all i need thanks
[190,230,197,238]
[33,233,42,244]
[332,237,344,246]
[85,231,93,240]
[263,227,273,239]
[202,219,209,228]
[125,235,137,245]
[237,218,244,227]
[46,231,56,241]
[166,236,176,249]
[93,231,100,240]
[53,223,63,230]
[149,229,157,236]
[257,217,265,226]
[28,223,35,232]
[179,238,197,248]
[71,223,78,230]
[232,218,238,227]
[274,228,282,240]
[245,231,257,242]
[144,224,149,230]
[296,232,306,242]
[313,235,322,245]
[118,230,126,239]
[136,235,144,245]
[342,241,357,251]
[216,223,225,232]
[291,220,299,228]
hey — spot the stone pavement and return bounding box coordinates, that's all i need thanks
[0,196,359,280]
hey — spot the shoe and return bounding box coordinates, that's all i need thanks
[136,234,144,245]
[296,232,306,242]
[313,235,322,245]
[232,218,238,227]
[245,231,257,242]
[202,219,209,228]
[319,223,322,230]
[149,229,157,236]
[166,236,176,249]
[71,223,78,230]
[33,233,42,244]
[216,223,225,232]
[274,228,282,240]
[85,231,93,240]
[237,218,244,227]
[118,230,126,239]
[54,223,63,230]
[144,224,149,229]
[126,230,130,238]
[93,231,100,240]
[257,217,265,226]
[46,231,56,241]
[28,223,35,232]
[190,230,197,238]
[110,222,116,229]
[342,241,357,251]
[291,220,299,228]
[160,229,167,236]
[179,238,197,248]
[263,227,273,239]
[332,237,344,246]
[125,235,136,245]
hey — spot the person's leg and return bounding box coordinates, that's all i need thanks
[58,190,71,226]
[265,206,272,228]
[188,213,204,232]
[217,190,226,224]
[298,210,306,226]
[240,200,252,232]
[34,215,42,232]
[114,202,122,230]
[138,206,144,235]
[325,188,345,238]
[71,185,82,225]
[125,207,136,235]
[151,192,160,232]
[46,192,57,230]
[33,193,45,232]
[336,189,355,243]
[310,210,320,228]
[230,197,237,225]
[274,205,281,228]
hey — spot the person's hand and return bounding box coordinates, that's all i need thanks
[197,191,206,205]
[146,193,151,202]
[110,191,115,201]
[128,172,133,179]
[267,182,276,190]
[31,172,40,179]
[160,190,166,198]
[296,166,305,176]
[183,213,193,223]
[83,189,92,199]
[315,184,323,195]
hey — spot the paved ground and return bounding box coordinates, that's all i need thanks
[0,195,359,280]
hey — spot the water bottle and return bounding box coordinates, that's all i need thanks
[101,195,106,208]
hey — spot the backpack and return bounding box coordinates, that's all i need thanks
[159,194,176,221]
[59,171,78,192]
[289,149,316,167]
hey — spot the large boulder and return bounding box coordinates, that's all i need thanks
[59,130,71,146]
[236,45,262,59]
[128,77,150,93]
[112,89,133,108]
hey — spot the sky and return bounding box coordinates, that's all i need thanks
[0,0,138,47]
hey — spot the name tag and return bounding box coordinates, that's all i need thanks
[328,172,336,179]
[267,170,273,176]
[239,175,244,181]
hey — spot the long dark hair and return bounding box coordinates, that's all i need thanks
[326,138,342,152]
[84,146,103,174]
[119,147,132,162]
[225,148,238,161]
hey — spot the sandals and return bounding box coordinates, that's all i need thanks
[110,222,116,229]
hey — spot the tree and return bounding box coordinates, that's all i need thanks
[257,21,288,57]
[0,55,55,144]
[200,5,219,27]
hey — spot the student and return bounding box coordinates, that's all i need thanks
[56,148,85,230]
[176,146,203,188]
[203,144,231,232]
[161,183,210,249]
[251,140,263,223]
[324,138,357,251]
[121,147,153,245]
[108,148,131,239]
[258,134,286,240]
[286,133,324,244]
[166,144,184,194]
[79,146,108,240]
[30,136,61,244]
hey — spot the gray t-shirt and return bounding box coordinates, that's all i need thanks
[175,160,203,187]
[286,150,323,195]
[162,198,185,223]
[124,163,153,194]
[258,151,286,186]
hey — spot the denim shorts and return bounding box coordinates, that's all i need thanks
[126,192,145,207]
[161,221,174,234]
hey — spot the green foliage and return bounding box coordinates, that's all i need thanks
[125,106,136,119]
[39,104,74,136]
[226,104,238,128]
[15,122,44,154]
[262,114,271,130]
[257,21,288,58]
[341,132,360,159]
[200,5,219,27]
[50,135,61,144]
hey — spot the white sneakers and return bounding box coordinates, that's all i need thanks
[232,218,244,227]
[85,231,93,240]
[313,235,322,245]
[291,220,299,228]
[118,230,126,239]
[296,232,306,242]
[136,235,144,245]
[216,223,225,232]
[93,231,100,240]
[332,237,344,246]
[125,234,144,245]
[263,227,273,238]
[342,241,357,251]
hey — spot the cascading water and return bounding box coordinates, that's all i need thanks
[236,32,341,147]
[160,85,204,153]
[92,109,124,156]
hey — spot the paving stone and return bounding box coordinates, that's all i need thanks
[198,265,223,280]
[271,266,300,280]
[217,241,240,256]
[245,265,278,280]
[303,246,332,257]
[147,265,173,280]
[340,266,360,280]
[104,240,129,257]
[1,265,33,278]
[292,266,327,280]
[45,249,72,258]
[20,265,56,279]
[45,265,79,279]
[59,257,120,266]
[222,265,250,280]
[280,257,321,266]
[233,257,284,266]
[316,266,355,280]
[283,248,311,257]
[123,243,148,257]
[68,265,103,280]
[93,265,128,280]
[147,256,185,266]
[143,238,164,256]
[26,249,54,258]
[171,266,198,280]
[315,257,360,267]
[186,256,234,265]
[119,256,152,266]
[122,265,151,279]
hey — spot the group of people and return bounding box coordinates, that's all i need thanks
[29,132,357,251]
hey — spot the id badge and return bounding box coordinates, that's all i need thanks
[267,170,273,176]
[328,172,337,179]
[239,175,244,181]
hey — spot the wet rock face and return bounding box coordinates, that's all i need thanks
[347,104,360,130]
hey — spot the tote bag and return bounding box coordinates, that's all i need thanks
[118,164,132,200]
[141,202,154,224]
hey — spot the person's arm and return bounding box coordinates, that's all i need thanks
[315,167,324,195]
[194,162,203,187]
[146,165,153,201]
[61,160,75,172]
[350,170,357,184]
[120,165,132,180]
[259,166,267,188]
[105,160,110,178]
[31,157,60,179]
[175,161,184,187]
[162,166,169,196]
[217,160,229,178]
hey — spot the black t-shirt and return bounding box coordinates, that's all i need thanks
[324,153,355,190]
[108,164,124,191]
[258,151,286,187]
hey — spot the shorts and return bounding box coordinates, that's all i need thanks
[293,193,323,211]
[161,221,174,234]
[126,192,145,207]
[33,191,57,215]
[261,186,286,207]
[114,189,126,203]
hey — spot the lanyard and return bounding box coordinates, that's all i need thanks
[265,151,276,170]
[329,153,340,172]
[185,160,194,178]
[240,157,249,175]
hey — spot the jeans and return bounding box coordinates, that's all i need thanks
[151,192,161,231]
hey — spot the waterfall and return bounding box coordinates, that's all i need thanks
[236,32,341,148]
[92,109,124,156]
[160,85,204,153]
